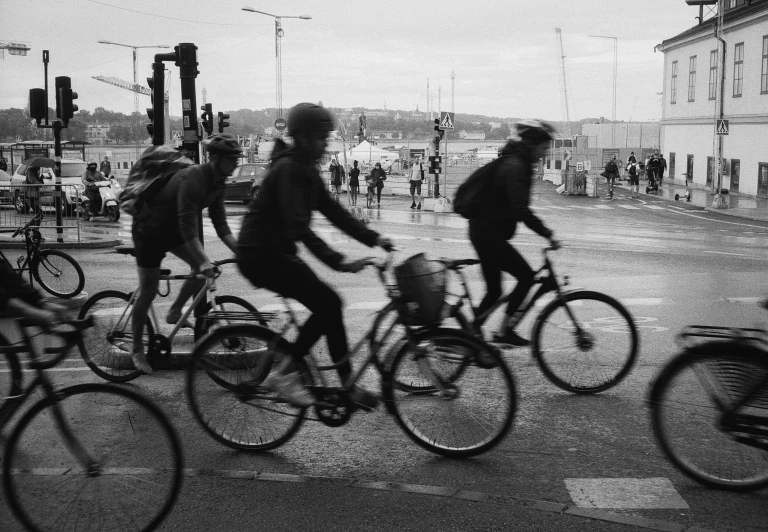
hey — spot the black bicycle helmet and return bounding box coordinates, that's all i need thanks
[515,119,557,144]
[287,103,335,136]
[202,133,243,156]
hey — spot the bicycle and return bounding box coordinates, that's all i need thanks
[649,323,768,491]
[441,247,639,394]
[0,316,183,532]
[0,211,85,298]
[77,247,259,382]
[186,253,517,458]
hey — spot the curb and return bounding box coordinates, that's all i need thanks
[0,238,122,250]
[171,469,717,532]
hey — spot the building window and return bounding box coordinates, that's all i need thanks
[733,43,744,97]
[688,56,696,102]
[762,36,768,93]
[709,50,718,100]
[671,61,678,104]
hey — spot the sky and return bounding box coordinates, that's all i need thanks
[1,0,710,123]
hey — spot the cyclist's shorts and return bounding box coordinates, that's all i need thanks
[628,175,639,186]
[132,229,185,269]
[410,181,422,195]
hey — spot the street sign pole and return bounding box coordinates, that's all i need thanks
[443,130,448,199]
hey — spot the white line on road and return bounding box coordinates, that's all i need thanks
[564,478,689,510]
[617,205,641,210]
[703,250,746,257]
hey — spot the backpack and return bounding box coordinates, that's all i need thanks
[453,157,507,219]
[119,145,194,215]
[627,164,637,176]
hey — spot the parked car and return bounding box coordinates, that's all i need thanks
[225,162,268,203]
[0,169,15,207]
[11,159,87,215]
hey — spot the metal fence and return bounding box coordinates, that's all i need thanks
[0,184,83,242]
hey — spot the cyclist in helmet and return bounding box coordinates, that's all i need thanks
[469,119,561,347]
[238,102,394,408]
[129,134,242,373]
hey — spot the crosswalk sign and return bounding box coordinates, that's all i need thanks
[716,119,729,135]
[439,112,455,131]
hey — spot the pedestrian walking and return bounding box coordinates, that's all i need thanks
[626,160,640,198]
[0,156,7,172]
[602,156,619,200]
[658,153,667,187]
[329,157,345,202]
[100,156,111,178]
[647,154,660,192]
[25,166,44,213]
[628,152,637,164]
[348,160,360,206]
[369,162,387,206]
[409,156,424,210]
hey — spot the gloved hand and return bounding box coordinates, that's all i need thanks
[200,263,221,278]
[338,258,370,273]
[548,237,562,251]
[376,236,395,252]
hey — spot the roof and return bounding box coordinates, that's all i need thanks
[659,0,768,49]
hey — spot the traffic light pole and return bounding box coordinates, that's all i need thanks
[175,43,200,163]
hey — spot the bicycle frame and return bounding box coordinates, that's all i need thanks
[0,319,97,467]
[0,212,45,285]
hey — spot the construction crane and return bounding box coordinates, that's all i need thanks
[92,74,171,145]
[555,28,572,139]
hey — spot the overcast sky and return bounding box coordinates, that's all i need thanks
[1,0,707,122]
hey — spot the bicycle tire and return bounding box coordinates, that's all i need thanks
[78,290,152,382]
[650,343,768,491]
[3,383,183,532]
[32,249,85,299]
[532,290,638,393]
[193,294,262,340]
[187,324,305,451]
[385,328,516,457]
[0,333,22,427]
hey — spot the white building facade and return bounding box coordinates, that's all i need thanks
[657,0,768,195]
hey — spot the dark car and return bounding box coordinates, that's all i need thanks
[225,162,268,203]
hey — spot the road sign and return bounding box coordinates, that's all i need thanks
[275,117,286,131]
[439,112,454,131]
[428,168,441,175]
[716,119,729,135]
[428,155,442,162]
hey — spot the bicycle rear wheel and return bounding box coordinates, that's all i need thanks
[532,291,638,393]
[650,343,768,491]
[193,294,261,340]
[0,334,22,427]
[3,383,183,532]
[78,290,152,382]
[33,249,85,298]
[187,324,305,451]
[385,329,516,457]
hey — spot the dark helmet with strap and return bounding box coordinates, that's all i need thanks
[287,103,335,136]
[515,119,557,145]
[202,134,243,156]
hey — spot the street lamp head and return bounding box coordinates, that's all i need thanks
[299,15,312,19]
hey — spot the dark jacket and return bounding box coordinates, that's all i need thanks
[604,160,619,178]
[238,149,379,269]
[349,167,360,187]
[370,167,387,190]
[469,140,552,241]
[0,261,43,314]
[329,162,345,186]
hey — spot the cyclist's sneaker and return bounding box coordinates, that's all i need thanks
[492,330,530,347]
[264,370,315,407]
[131,351,154,374]
[349,385,379,411]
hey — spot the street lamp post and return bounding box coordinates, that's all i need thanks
[98,41,170,158]
[589,35,617,148]
[242,7,311,133]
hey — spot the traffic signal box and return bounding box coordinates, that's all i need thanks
[217,111,230,133]
[429,119,443,176]
[200,103,213,136]
[55,76,78,125]
[146,62,165,145]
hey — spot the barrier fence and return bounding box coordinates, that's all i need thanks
[0,184,83,243]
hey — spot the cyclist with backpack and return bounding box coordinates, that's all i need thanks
[128,135,242,374]
[457,120,561,347]
[237,103,394,408]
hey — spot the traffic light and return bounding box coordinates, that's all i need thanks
[29,88,46,125]
[433,118,445,140]
[55,76,78,125]
[200,103,213,136]
[146,63,165,145]
[217,111,230,133]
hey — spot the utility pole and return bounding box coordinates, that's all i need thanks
[713,0,727,208]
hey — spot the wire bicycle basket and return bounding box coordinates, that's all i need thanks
[394,253,447,326]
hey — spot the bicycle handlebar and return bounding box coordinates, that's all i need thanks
[12,211,43,238]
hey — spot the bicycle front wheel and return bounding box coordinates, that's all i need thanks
[650,343,768,491]
[0,334,22,427]
[385,329,516,457]
[33,249,85,298]
[187,324,305,451]
[78,290,153,382]
[193,294,261,340]
[3,383,183,532]
[532,290,638,393]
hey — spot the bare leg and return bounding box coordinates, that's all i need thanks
[132,266,160,373]
[166,243,204,325]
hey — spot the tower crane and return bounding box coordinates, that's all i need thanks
[92,75,171,145]
[555,28,572,139]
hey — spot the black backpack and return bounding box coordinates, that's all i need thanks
[453,157,507,219]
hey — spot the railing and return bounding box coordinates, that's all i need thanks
[0,184,83,242]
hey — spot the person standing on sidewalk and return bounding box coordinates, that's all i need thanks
[628,152,636,164]
[409,156,424,209]
[369,162,387,206]
[0,156,7,172]
[647,154,660,192]
[348,160,360,206]
[603,156,619,200]
[100,156,111,178]
[658,153,667,186]
[329,158,345,202]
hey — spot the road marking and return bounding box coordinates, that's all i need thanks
[617,205,640,210]
[724,297,761,304]
[644,205,665,209]
[593,205,614,210]
[704,250,746,257]
[564,478,689,509]
[622,298,664,306]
